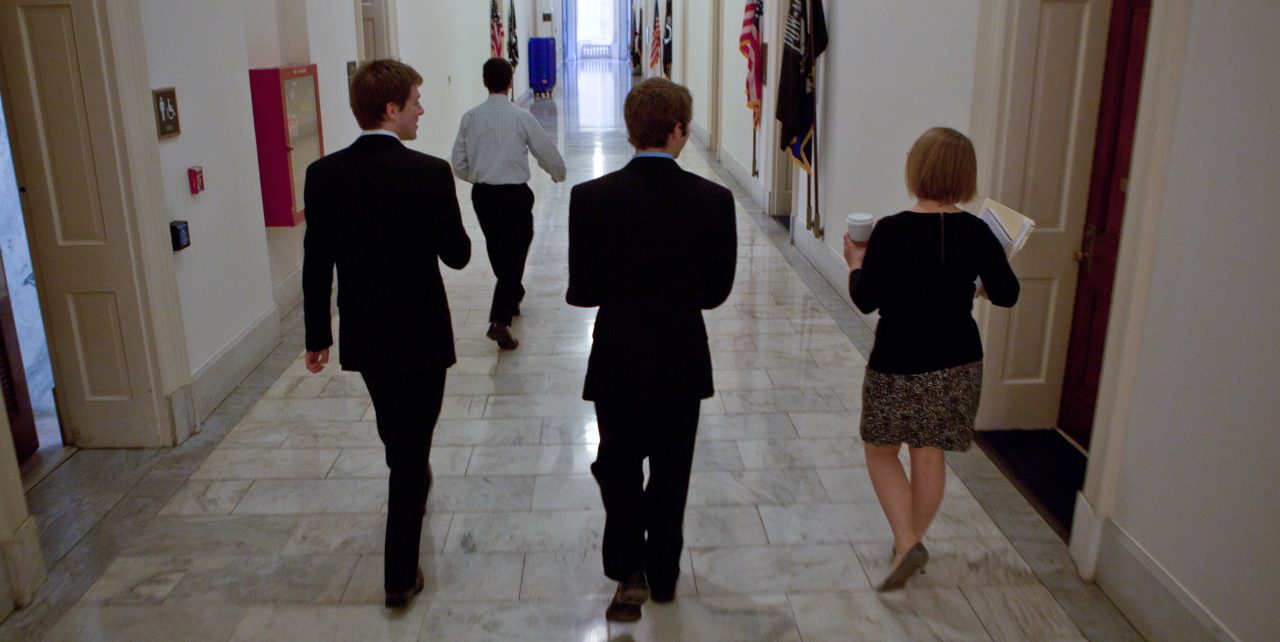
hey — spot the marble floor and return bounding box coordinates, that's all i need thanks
[2,62,1142,641]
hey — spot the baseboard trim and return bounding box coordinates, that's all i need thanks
[166,384,195,441]
[1069,491,1103,579]
[0,516,45,607]
[190,307,281,422]
[1096,520,1236,641]
[716,143,766,211]
[690,119,710,148]
[272,265,303,319]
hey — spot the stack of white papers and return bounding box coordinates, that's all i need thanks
[978,198,1035,258]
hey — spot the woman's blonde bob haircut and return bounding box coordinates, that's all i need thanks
[905,127,977,204]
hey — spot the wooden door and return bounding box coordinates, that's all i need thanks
[1058,0,1150,450]
[0,0,162,446]
[976,0,1112,429]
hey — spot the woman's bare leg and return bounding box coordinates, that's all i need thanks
[907,446,946,541]
[865,443,917,558]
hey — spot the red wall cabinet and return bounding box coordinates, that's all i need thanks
[249,64,324,227]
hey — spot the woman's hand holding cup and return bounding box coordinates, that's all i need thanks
[844,233,867,270]
[844,213,874,270]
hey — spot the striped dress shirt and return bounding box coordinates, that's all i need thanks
[451,95,566,185]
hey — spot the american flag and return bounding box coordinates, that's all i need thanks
[649,0,661,72]
[739,0,764,128]
[490,0,504,58]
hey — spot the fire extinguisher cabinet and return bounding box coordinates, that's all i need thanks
[249,64,324,227]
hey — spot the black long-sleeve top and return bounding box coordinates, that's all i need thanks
[849,211,1019,375]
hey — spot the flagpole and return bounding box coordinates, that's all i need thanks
[802,0,813,233]
[806,0,822,239]
[752,132,758,177]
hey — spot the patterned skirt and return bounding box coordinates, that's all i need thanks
[859,360,982,452]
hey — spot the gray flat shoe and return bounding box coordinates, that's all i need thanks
[877,543,928,591]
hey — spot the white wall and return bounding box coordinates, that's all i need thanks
[683,0,711,140]
[792,1,982,288]
[242,0,361,314]
[140,0,276,376]
[716,2,755,190]
[397,1,490,159]
[1105,5,1280,640]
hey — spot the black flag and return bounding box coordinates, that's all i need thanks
[662,0,673,77]
[508,0,519,67]
[776,0,827,172]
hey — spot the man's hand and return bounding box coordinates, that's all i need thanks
[306,349,330,373]
[843,233,867,271]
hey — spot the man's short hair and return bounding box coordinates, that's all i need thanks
[349,59,424,130]
[905,127,978,204]
[624,78,693,149]
[483,58,514,94]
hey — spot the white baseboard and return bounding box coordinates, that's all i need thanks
[190,307,281,422]
[716,144,766,211]
[167,385,195,441]
[0,516,45,607]
[273,265,303,319]
[690,119,710,148]
[1069,491,1103,579]
[1096,520,1236,641]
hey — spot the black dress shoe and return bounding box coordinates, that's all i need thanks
[486,323,519,350]
[385,567,425,608]
[649,585,676,603]
[605,570,649,622]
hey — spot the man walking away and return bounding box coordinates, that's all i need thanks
[452,57,566,350]
[567,78,737,622]
[303,59,471,609]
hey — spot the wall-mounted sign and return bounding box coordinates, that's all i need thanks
[152,88,180,139]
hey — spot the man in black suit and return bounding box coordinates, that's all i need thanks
[302,59,471,609]
[567,78,737,623]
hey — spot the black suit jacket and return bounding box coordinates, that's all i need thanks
[567,156,737,402]
[303,135,471,372]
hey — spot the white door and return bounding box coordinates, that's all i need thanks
[974,0,1112,428]
[358,0,389,60]
[0,0,164,446]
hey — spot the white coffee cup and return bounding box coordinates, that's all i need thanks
[847,213,875,243]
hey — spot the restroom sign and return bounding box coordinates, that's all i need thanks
[152,87,180,139]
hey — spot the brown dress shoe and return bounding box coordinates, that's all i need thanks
[385,567,425,609]
[605,570,649,622]
[486,323,519,350]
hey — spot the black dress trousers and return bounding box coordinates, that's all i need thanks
[590,397,700,594]
[471,183,536,325]
[360,369,447,592]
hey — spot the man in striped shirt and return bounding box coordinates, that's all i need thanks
[451,58,566,350]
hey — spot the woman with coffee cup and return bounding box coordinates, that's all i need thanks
[843,127,1019,590]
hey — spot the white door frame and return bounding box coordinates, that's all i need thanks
[1068,0,1189,577]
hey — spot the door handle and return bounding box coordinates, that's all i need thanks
[1077,224,1097,264]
